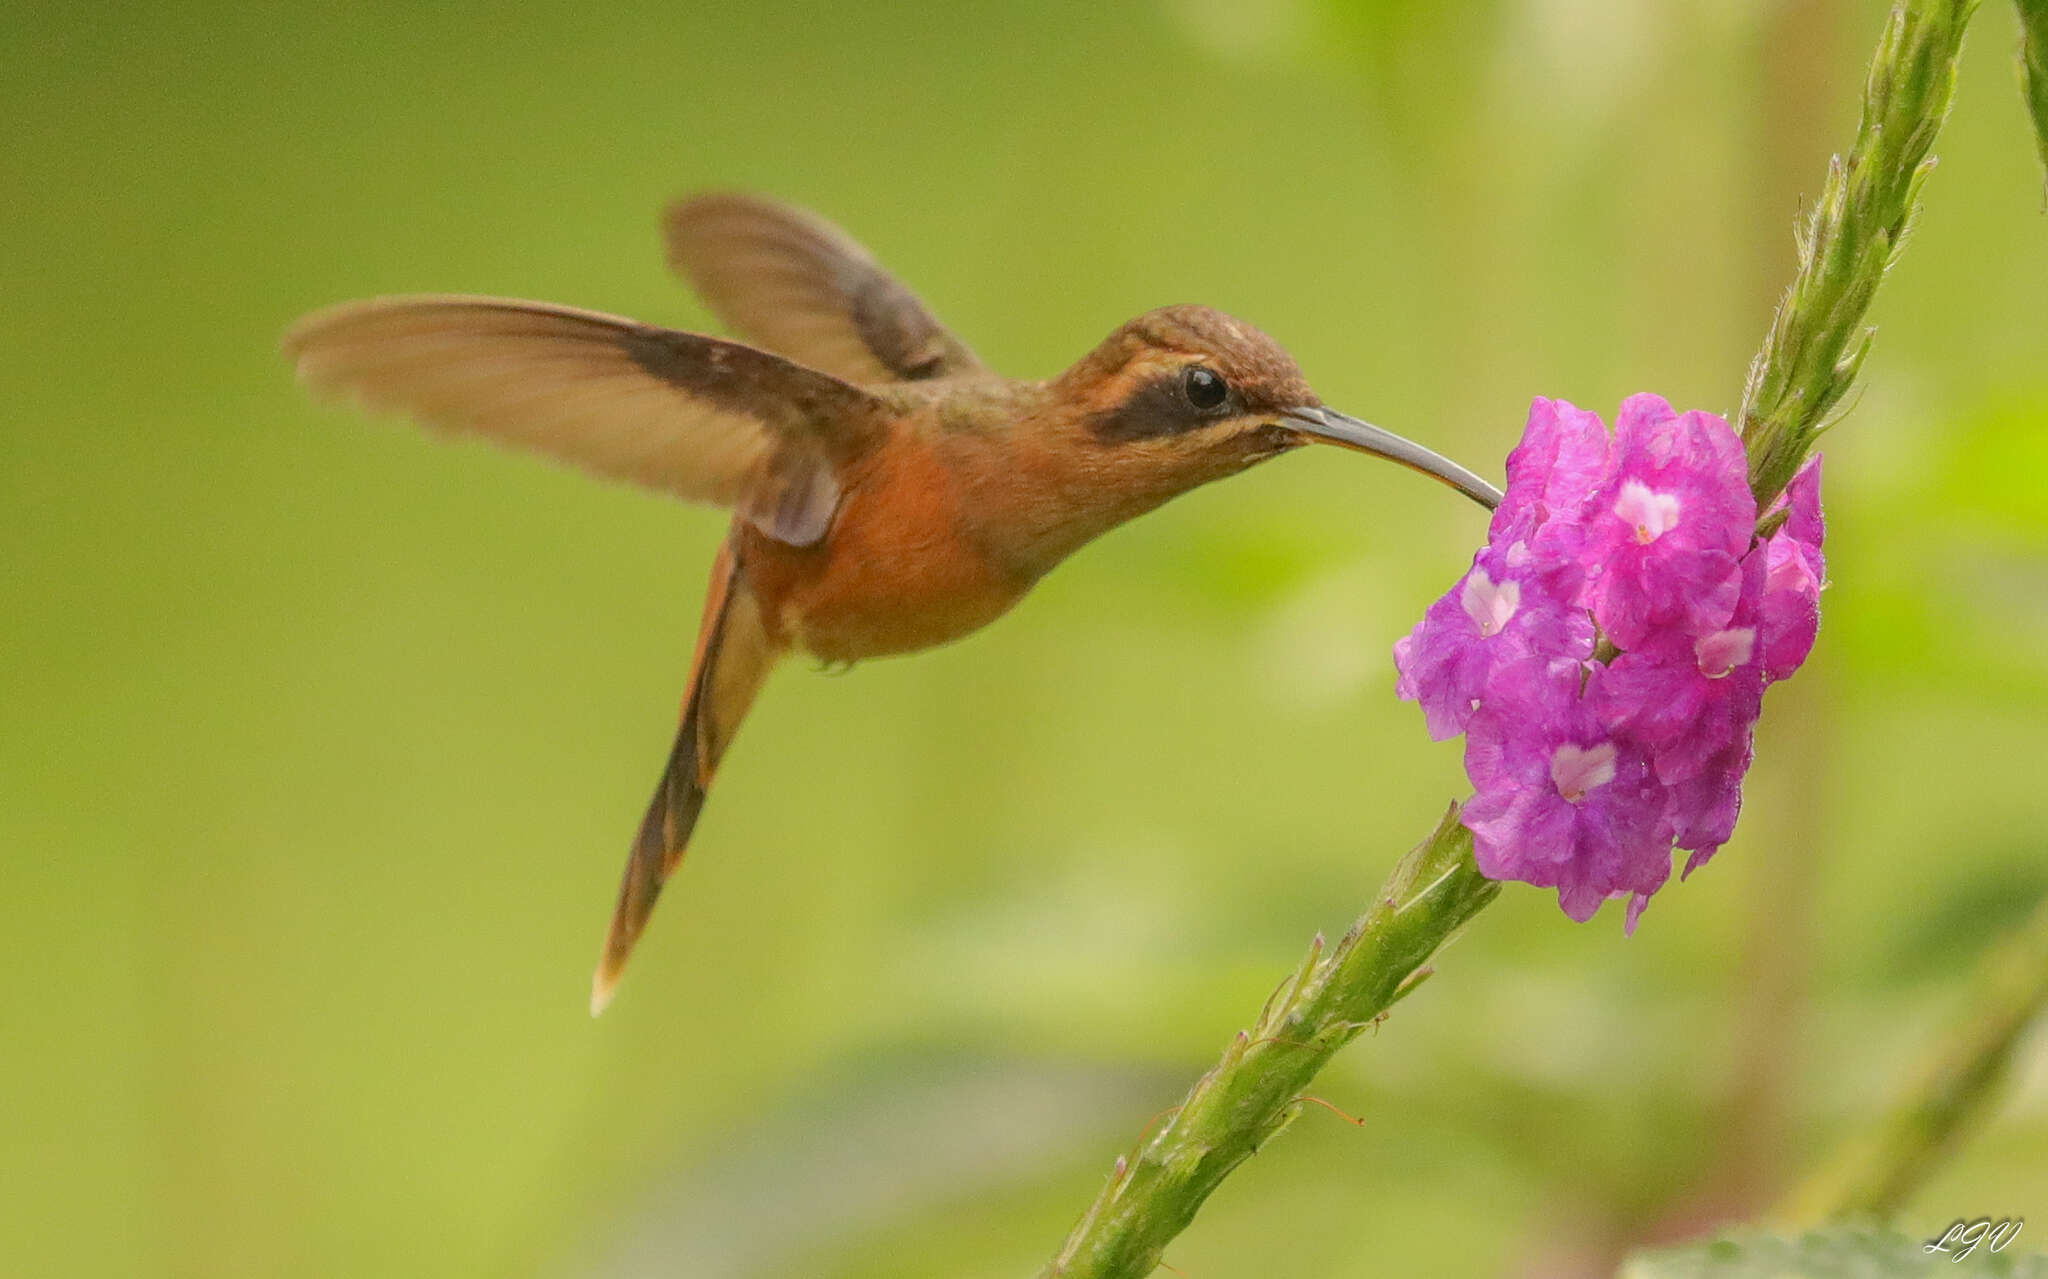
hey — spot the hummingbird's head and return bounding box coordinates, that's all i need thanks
[1055,304,1500,510]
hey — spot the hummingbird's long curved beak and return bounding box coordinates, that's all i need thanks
[1285,406,1502,511]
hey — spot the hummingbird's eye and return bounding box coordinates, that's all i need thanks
[1182,366,1229,412]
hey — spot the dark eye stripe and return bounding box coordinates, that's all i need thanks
[1087,372,1228,443]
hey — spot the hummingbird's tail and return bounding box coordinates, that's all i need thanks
[592,538,775,1014]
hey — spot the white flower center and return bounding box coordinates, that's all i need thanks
[1695,627,1756,679]
[1459,570,1520,638]
[1550,742,1617,803]
[1614,480,1682,544]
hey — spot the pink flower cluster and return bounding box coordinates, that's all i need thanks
[1394,395,1825,929]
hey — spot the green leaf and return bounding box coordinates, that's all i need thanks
[1621,1225,2048,1279]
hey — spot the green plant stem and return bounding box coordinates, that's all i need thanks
[1038,808,1498,1279]
[2021,0,2048,191]
[1739,0,1978,507]
[1039,4,1983,1274]
[1781,888,2048,1225]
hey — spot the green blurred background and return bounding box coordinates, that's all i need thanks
[6,1,2048,1275]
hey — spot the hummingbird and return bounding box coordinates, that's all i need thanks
[284,192,1501,1014]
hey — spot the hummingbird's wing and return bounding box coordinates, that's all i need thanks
[664,193,986,386]
[284,295,889,546]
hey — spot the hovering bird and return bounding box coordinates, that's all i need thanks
[284,192,1501,1013]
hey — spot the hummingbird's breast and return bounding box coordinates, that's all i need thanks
[737,414,1036,665]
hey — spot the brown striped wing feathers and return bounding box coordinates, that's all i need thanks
[665,192,984,386]
[283,295,889,545]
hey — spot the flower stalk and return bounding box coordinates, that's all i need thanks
[1039,3,1979,1274]
[1038,808,1498,1278]
[2021,0,2048,191]
[1738,0,1978,507]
